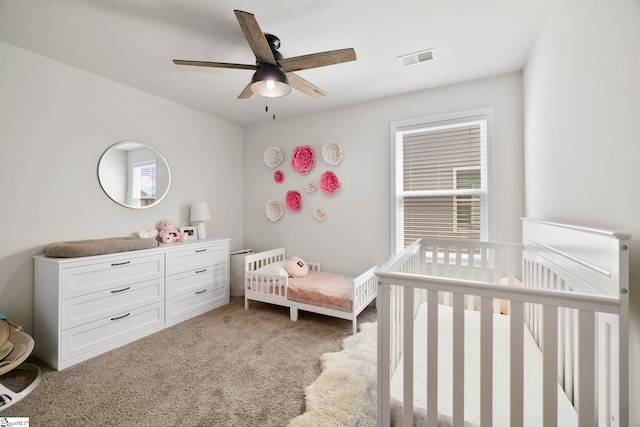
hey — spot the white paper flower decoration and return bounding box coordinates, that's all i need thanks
[265,200,283,222]
[322,140,342,166]
[305,181,317,194]
[313,208,327,222]
[264,146,283,168]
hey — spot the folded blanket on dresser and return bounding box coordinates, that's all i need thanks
[44,237,158,258]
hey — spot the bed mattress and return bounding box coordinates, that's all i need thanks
[287,271,353,312]
[390,303,578,426]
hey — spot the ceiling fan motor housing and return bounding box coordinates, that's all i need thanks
[264,33,282,59]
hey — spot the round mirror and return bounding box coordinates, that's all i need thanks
[97,141,171,209]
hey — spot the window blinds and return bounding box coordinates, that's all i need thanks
[398,117,487,247]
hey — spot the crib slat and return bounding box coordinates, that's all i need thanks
[508,249,516,284]
[597,316,613,427]
[427,290,438,427]
[577,310,596,425]
[403,288,415,426]
[452,293,464,427]
[543,305,558,427]
[565,308,576,402]
[510,301,524,427]
[557,307,566,395]
[430,244,437,276]
[378,283,391,427]
[481,247,488,277]
[480,297,493,427]
[394,286,403,369]
[444,246,450,271]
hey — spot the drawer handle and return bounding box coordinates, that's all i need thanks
[195,249,208,253]
[111,261,131,267]
[110,313,131,321]
[111,287,131,294]
[195,289,207,295]
[195,269,207,274]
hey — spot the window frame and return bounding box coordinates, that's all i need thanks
[390,108,495,255]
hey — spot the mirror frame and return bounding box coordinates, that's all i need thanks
[97,140,171,209]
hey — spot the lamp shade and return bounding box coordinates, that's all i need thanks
[190,202,210,222]
[250,65,291,98]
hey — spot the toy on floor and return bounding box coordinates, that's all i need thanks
[0,316,42,411]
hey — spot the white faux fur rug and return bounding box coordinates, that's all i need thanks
[288,322,377,427]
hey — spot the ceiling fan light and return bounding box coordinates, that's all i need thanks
[250,65,291,97]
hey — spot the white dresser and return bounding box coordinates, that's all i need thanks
[33,238,230,370]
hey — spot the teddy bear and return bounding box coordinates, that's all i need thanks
[156,220,186,243]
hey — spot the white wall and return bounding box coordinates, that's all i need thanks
[0,42,245,333]
[243,72,525,275]
[523,0,640,423]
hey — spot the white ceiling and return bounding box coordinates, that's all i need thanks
[0,0,552,126]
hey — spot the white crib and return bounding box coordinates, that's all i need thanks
[376,218,630,426]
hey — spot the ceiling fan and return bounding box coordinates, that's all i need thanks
[173,10,356,99]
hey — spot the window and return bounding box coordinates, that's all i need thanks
[391,109,493,252]
[131,160,157,207]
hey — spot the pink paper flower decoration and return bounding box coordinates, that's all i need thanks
[274,170,284,183]
[286,190,302,211]
[291,145,315,175]
[319,171,340,195]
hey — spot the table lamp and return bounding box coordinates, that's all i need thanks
[190,202,210,239]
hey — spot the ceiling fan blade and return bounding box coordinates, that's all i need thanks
[238,82,253,99]
[279,48,356,72]
[173,59,257,70]
[286,73,326,99]
[234,10,277,65]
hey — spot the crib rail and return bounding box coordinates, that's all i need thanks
[379,239,523,375]
[377,221,629,427]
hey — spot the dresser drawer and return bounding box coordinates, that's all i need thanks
[60,302,164,362]
[61,278,164,330]
[166,286,226,323]
[165,264,226,299]
[166,243,227,276]
[61,254,164,299]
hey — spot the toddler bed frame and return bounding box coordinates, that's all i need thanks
[376,218,630,426]
[244,248,377,334]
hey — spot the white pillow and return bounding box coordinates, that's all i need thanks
[254,261,289,276]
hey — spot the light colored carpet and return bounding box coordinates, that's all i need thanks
[0,297,376,426]
[289,321,377,427]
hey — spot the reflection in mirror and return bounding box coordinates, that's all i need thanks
[98,141,171,209]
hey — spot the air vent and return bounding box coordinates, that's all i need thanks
[398,49,434,67]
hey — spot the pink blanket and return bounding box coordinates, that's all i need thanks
[287,271,353,312]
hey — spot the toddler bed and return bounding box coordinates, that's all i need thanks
[244,248,377,334]
[376,218,630,426]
